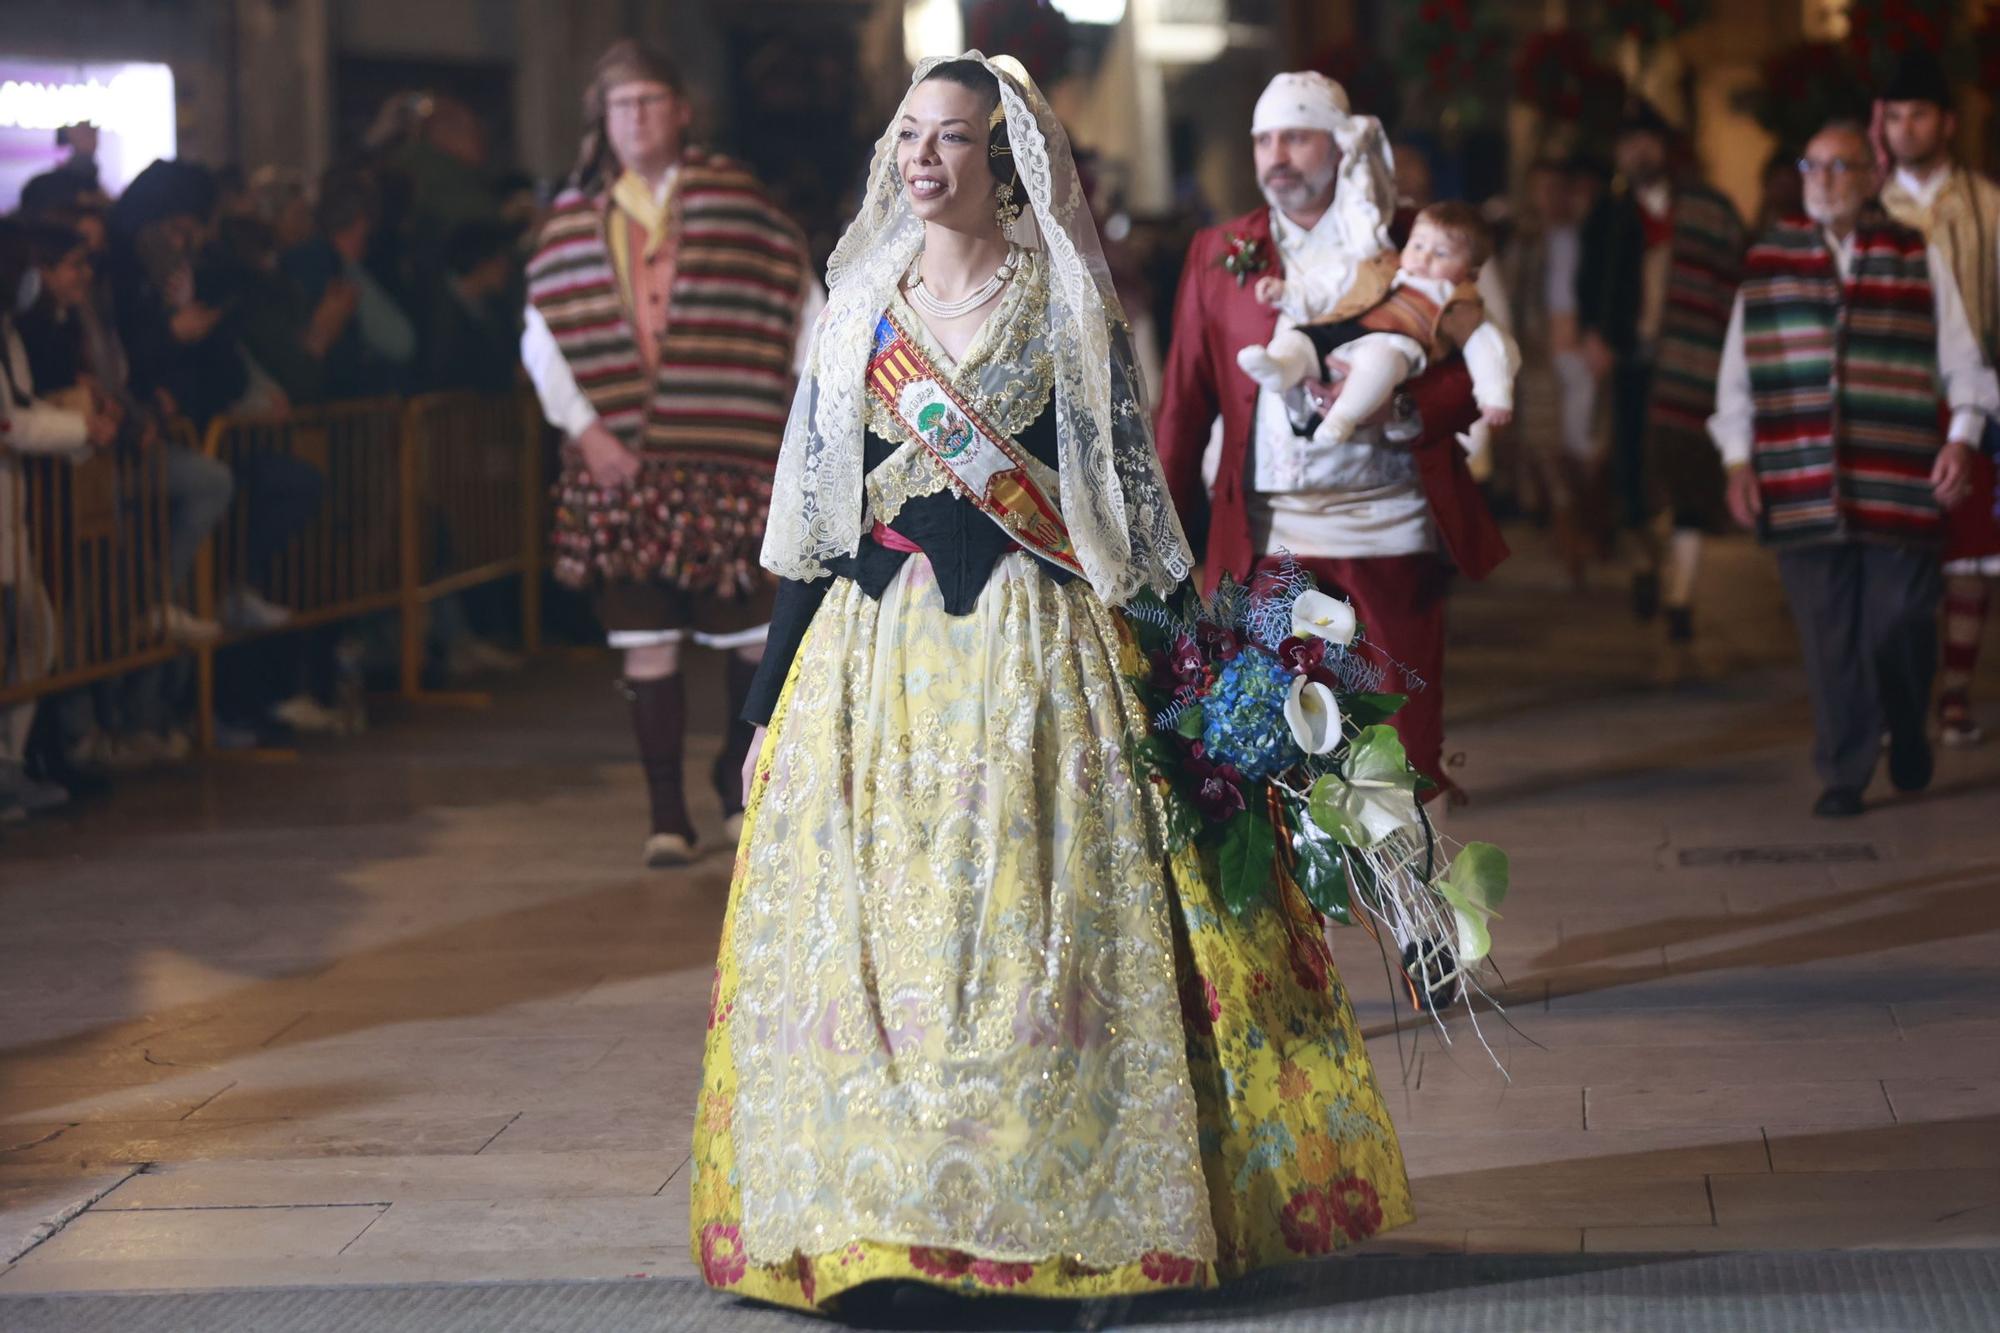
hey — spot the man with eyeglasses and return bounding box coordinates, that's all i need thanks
[1875,50,2000,751]
[522,40,820,868]
[1708,118,1998,819]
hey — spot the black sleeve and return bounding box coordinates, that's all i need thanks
[1575,198,1612,340]
[743,575,832,725]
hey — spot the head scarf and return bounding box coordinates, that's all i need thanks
[1251,72,1351,138]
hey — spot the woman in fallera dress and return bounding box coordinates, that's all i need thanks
[690,52,1413,1316]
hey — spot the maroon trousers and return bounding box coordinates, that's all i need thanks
[1256,553,1453,788]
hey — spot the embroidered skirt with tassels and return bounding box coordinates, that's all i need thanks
[549,455,771,596]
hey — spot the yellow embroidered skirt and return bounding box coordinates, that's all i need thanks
[691,553,1411,1313]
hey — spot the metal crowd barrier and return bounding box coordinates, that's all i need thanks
[0,440,176,708]
[0,391,545,745]
[397,392,544,698]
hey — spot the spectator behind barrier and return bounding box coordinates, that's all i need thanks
[424,221,522,394]
[282,169,418,401]
[0,218,115,821]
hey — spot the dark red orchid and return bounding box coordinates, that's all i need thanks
[1186,743,1248,821]
[1166,633,1207,690]
[1277,635,1339,690]
[1196,622,1243,663]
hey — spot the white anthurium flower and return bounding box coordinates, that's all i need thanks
[1307,725,1421,848]
[1284,675,1342,755]
[1290,589,1358,647]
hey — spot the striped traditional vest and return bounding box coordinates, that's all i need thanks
[1741,212,1943,547]
[1646,184,1743,443]
[525,151,806,463]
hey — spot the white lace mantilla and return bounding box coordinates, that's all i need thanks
[763,51,1192,607]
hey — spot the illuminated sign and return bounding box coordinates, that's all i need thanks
[0,61,177,210]
[1053,0,1128,22]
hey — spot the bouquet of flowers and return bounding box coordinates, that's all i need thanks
[1127,561,1509,1018]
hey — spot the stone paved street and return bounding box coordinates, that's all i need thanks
[3,528,1998,1295]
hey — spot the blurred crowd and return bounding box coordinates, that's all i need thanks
[6,44,1998,829]
[1,96,539,824]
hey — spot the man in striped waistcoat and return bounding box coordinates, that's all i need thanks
[1579,100,1744,668]
[1876,49,2000,749]
[522,39,821,868]
[1709,119,1996,819]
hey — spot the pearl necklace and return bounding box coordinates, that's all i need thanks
[906,246,1019,320]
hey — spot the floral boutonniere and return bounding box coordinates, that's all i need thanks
[1220,233,1269,287]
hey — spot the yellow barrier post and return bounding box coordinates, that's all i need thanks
[397,401,425,701]
[193,416,226,752]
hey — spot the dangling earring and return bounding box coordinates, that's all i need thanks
[988,102,1020,230]
[994,179,1023,230]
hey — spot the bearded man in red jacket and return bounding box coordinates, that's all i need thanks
[1154,72,1509,799]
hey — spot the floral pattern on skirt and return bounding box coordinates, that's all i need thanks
[690,554,1411,1313]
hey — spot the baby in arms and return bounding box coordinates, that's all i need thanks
[1238,201,1516,452]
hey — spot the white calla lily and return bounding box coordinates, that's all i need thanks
[1290,589,1358,646]
[1284,675,1342,755]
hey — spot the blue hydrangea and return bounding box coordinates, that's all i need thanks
[1200,648,1296,781]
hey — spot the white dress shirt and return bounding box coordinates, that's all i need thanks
[1253,205,1396,497]
[1542,223,1581,318]
[1707,232,1999,467]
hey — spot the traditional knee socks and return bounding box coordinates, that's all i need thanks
[712,655,760,817]
[625,674,694,841]
[1662,529,1703,643]
[1940,576,1991,709]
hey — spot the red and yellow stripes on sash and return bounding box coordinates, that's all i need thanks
[866,312,1084,577]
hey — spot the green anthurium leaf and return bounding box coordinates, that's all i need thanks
[1292,823,1351,924]
[1339,692,1408,728]
[1307,775,1367,847]
[1434,841,1510,963]
[1175,705,1206,740]
[1217,808,1276,917]
[1307,725,1422,848]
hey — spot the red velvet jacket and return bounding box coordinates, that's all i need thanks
[1153,206,1510,591]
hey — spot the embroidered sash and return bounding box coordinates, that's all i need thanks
[865,311,1084,577]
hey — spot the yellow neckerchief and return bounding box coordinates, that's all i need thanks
[606,167,678,302]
